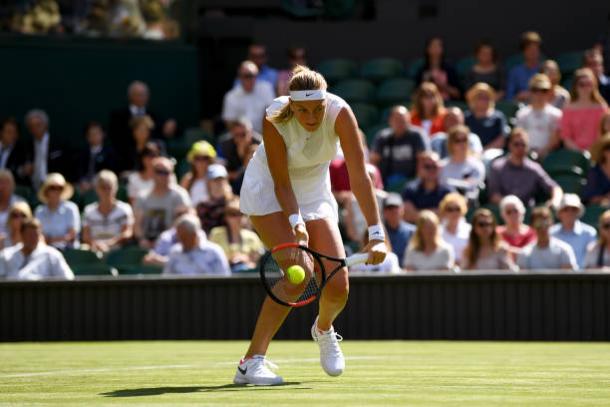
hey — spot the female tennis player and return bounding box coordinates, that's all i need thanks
[234,66,387,385]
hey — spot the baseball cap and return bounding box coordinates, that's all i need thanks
[384,193,403,208]
[207,164,228,179]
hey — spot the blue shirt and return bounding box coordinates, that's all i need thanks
[582,165,610,204]
[385,221,415,267]
[402,179,452,211]
[464,110,509,147]
[506,63,540,100]
[233,65,278,92]
[550,220,597,269]
[35,201,81,250]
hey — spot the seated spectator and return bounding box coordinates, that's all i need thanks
[217,118,261,194]
[127,141,160,204]
[222,60,275,133]
[197,164,234,233]
[0,202,32,250]
[497,195,536,250]
[402,151,451,223]
[439,193,471,264]
[209,198,264,272]
[464,83,509,149]
[550,194,596,269]
[506,31,543,102]
[163,214,230,276]
[462,208,515,270]
[588,111,610,163]
[245,44,279,90]
[584,49,610,104]
[463,41,505,99]
[541,60,571,109]
[232,143,259,196]
[410,82,447,137]
[415,37,461,101]
[35,173,80,250]
[439,125,485,203]
[0,170,25,239]
[277,46,307,96]
[488,128,561,207]
[584,210,610,269]
[370,105,428,186]
[179,141,216,206]
[404,210,454,271]
[0,118,28,185]
[75,122,117,192]
[135,157,191,248]
[24,109,69,188]
[82,171,134,254]
[127,115,165,171]
[517,207,578,270]
[585,136,610,205]
[515,74,562,157]
[560,68,608,152]
[343,164,387,244]
[382,193,415,268]
[0,218,73,280]
[350,230,401,273]
[430,107,482,159]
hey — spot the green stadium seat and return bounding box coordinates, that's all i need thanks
[330,79,375,103]
[553,173,586,195]
[183,127,214,145]
[561,76,574,91]
[375,78,414,107]
[542,149,590,177]
[582,204,607,228]
[386,176,410,193]
[360,58,404,83]
[455,56,476,78]
[14,185,33,202]
[555,51,584,75]
[105,247,148,273]
[118,264,163,275]
[495,101,520,120]
[63,248,102,266]
[503,54,524,72]
[445,100,468,112]
[406,58,424,79]
[350,103,379,129]
[72,264,118,277]
[316,59,358,84]
[166,138,191,162]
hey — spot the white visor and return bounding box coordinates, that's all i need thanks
[289,89,326,101]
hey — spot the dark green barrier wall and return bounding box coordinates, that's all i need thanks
[0,35,199,148]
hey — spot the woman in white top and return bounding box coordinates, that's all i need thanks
[235,66,386,386]
[127,141,159,204]
[82,170,134,253]
[404,210,454,271]
[179,140,216,205]
[439,193,471,264]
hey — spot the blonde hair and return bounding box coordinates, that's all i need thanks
[439,192,468,217]
[130,115,155,130]
[269,65,328,124]
[412,82,444,119]
[446,124,471,156]
[7,201,32,228]
[409,210,441,252]
[94,170,118,193]
[466,82,496,111]
[570,68,608,106]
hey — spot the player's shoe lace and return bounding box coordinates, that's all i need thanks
[311,317,345,376]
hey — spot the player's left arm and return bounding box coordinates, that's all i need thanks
[336,107,386,264]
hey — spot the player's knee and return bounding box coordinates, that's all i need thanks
[324,268,349,299]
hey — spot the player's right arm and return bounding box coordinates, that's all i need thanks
[263,117,308,244]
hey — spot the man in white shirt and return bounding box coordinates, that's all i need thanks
[515,74,562,158]
[163,214,230,276]
[0,218,74,280]
[222,61,275,133]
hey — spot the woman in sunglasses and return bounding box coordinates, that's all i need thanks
[0,201,32,250]
[560,68,608,152]
[439,193,470,264]
[497,194,536,251]
[462,208,514,270]
[180,141,216,206]
[585,210,610,269]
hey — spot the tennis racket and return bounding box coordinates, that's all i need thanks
[259,242,372,308]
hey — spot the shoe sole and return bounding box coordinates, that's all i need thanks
[233,374,283,386]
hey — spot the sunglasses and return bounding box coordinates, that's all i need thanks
[10,212,26,219]
[602,223,610,230]
[452,138,468,144]
[47,185,64,191]
[240,73,256,79]
[193,156,211,162]
[476,221,493,228]
[445,206,461,212]
[154,168,171,176]
[504,208,519,215]
[511,142,527,148]
[226,212,243,217]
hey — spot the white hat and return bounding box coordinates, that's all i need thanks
[207,164,228,179]
[558,193,584,218]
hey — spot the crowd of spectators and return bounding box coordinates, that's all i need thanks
[3,32,610,280]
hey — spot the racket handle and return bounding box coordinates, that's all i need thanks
[345,253,370,267]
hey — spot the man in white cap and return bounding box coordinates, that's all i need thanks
[550,193,597,269]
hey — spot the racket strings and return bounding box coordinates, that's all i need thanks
[261,247,321,306]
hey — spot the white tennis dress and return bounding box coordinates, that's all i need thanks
[240,93,348,222]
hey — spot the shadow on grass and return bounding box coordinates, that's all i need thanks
[100,382,309,397]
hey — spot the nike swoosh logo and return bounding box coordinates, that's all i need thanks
[238,366,247,375]
[305,92,314,97]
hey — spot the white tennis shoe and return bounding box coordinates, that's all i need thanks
[233,355,283,386]
[311,316,345,376]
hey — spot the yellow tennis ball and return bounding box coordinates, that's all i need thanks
[285,265,305,285]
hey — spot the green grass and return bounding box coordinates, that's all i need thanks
[2,341,610,405]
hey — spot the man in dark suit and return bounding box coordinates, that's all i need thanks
[0,118,28,185]
[24,109,70,188]
[75,122,118,191]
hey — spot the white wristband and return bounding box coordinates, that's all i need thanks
[368,224,385,242]
[288,213,305,229]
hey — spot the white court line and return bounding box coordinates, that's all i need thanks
[1,356,389,379]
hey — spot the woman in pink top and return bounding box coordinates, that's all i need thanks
[560,68,608,151]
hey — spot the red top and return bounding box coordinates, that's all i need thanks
[497,225,537,249]
[410,111,447,136]
[560,105,608,150]
[330,158,384,192]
